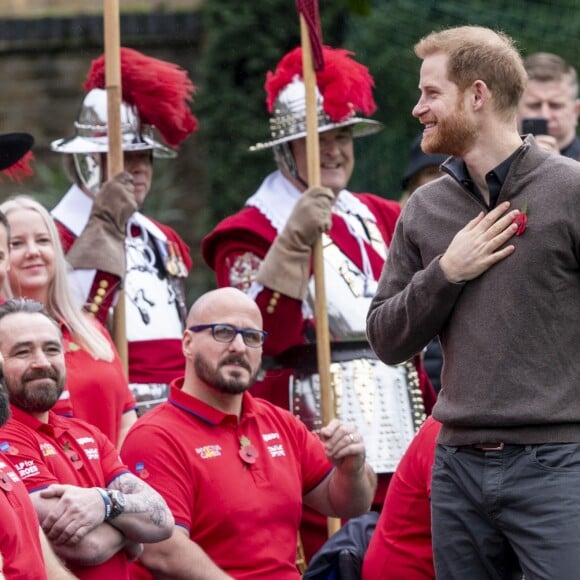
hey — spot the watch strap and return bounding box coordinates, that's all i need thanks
[106,489,125,519]
[94,487,112,520]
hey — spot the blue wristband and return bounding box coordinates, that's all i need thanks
[94,487,112,520]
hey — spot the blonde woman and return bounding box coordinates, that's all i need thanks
[0,195,136,448]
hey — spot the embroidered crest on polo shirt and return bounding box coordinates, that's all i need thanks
[0,461,20,484]
[40,442,57,457]
[196,445,222,459]
[76,437,99,462]
[267,444,286,458]
[262,432,280,442]
[13,459,40,479]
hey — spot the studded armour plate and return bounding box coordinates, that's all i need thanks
[290,358,426,474]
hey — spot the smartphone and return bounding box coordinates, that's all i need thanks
[522,117,548,136]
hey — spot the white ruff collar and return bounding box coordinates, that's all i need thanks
[246,170,377,233]
[51,183,166,241]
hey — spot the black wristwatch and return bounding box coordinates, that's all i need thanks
[106,489,126,520]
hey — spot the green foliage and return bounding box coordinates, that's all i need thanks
[196,0,349,229]
[0,161,70,209]
[198,0,579,212]
[348,0,373,16]
[345,0,580,197]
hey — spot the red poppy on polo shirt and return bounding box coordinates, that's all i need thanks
[513,202,528,236]
[63,441,84,470]
[0,468,13,492]
[239,435,259,466]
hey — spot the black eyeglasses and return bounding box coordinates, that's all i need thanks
[189,323,268,348]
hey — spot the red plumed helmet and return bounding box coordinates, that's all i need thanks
[51,48,198,159]
[251,46,382,151]
[84,47,198,148]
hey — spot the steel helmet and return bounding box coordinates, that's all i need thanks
[51,47,198,193]
[250,46,382,153]
[51,88,176,158]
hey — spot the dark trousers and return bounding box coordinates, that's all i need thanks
[432,442,580,580]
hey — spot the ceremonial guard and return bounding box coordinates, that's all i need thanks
[202,46,435,559]
[51,48,197,415]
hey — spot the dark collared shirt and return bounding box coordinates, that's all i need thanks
[561,136,580,161]
[443,147,521,209]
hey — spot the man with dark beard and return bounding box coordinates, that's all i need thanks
[0,298,174,580]
[120,287,377,579]
[0,354,82,579]
[0,356,77,579]
[367,26,580,579]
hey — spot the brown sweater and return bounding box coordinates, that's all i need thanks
[367,137,580,445]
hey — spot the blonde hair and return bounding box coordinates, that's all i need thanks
[414,26,527,116]
[0,195,113,361]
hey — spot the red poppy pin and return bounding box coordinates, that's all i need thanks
[63,441,84,470]
[135,461,150,480]
[513,202,528,236]
[239,435,259,466]
[0,469,13,492]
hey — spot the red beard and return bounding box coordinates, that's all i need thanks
[422,98,477,157]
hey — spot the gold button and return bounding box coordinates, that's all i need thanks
[94,296,103,305]
[89,304,99,313]
[273,291,281,299]
[99,280,109,289]
[97,288,106,297]
[266,306,274,314]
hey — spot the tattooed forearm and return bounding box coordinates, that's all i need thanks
[106,473,174,542]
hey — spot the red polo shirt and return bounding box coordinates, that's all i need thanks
[362,416,441,580]
[0,454,47,579]
[121,379,333,579]
[1,406,131,579]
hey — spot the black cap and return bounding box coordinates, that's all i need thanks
[401,135,448,189]
[0,133,34,171]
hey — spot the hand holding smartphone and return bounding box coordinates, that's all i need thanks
[522,117,548,136]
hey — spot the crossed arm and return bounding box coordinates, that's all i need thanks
[38,528,78,579]
[30,471,173,566]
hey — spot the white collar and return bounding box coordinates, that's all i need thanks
[51,184,94,236]
[246,170,377,234]
[51,183,166,241]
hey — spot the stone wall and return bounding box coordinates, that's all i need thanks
[0,9,214,298]
[1,1,203,18]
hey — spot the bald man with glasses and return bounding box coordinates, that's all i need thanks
[121,287,376,579]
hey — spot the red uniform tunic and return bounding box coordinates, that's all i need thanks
[0,453,47,579]
[121,379,333,580]
[53,322,136,446]
[202,179,434,412]
[362,417,440,580]
[202,171,436,559]
[1,406,131,579]
[52,185,191,405]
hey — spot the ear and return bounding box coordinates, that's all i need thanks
[470,80,491,112]
[182,329,193,358]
